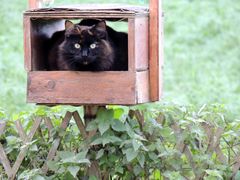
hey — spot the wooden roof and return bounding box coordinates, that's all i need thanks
[24,4,149,18]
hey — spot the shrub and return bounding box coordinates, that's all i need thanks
[0,104,239,179]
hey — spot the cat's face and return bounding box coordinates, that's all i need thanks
[59,20,112,66]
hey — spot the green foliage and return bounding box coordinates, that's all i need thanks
[0,104,239,179]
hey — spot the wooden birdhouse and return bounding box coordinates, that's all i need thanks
[23,0,163,105]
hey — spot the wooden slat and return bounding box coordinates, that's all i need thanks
[23,16,32,71]
[44,117,54,137]
[128,18,135,72]
[0,143,12,177]
[42,111,72,174]
[136,70,150,103]
[135,16,149,71]
[15,120,27,143]
[24,14,144,19]
[72,111,87,139]
[29,0,41,9]
[27,71,136,105]
[149,0,161,101]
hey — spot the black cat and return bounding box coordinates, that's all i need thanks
[48,19,128,71]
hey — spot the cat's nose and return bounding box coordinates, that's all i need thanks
[82,49,88,57]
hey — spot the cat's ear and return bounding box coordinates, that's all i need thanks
[95,21,107,31]
[65,20,74,30]
[92,21,107,39]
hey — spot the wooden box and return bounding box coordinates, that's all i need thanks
[23,2,163,105]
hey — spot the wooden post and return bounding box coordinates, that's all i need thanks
[83,105,102,178]
[149,0,163,101]
[29,0,41,9]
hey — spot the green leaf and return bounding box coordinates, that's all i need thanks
[97,108,114,135]
[111,120,126,132]
[205,170,223,179]
[63,172,75,180]
[125,148,138,162]
[133,165,142,176]
[58,151,75,160]
[102,135,122,146]
[116,166,124,174]
[89,176,98,180]
[33,175,45,180]
[91,138,102,145]
[98,118,110,135]
[47,161,59,172]
[235,171,240,180]
[60,150,90,165]
[132,139,142,151]
[67,166,80,178]
[96,149,104,159]
[113,108,124,119]
[86,120,98,131]
[137,154,145,168]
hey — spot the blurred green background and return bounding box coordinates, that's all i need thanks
[0,0,239,117]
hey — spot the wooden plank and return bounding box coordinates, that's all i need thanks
[15,120,27,143]
[135,17,149,71]
[44,117,54,137]
[159,0,164,99]
[29,0,41,9]
[128,18,135,72]
[23,14,147,19]
[27,71,136,105]
[23,16,32,71]
[72,111,87,139]
[149,0,161,101]
[136,70,150,103]
[0,143,12,177]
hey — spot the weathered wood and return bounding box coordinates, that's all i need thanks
[0,143,12,177]
[44,117,54,137]
[15,120,27,143]
[27,71,137,105]
[149,0,161,101]
[29,0,41,9]
[72,111,87,139]
[136,70,150,103]
[23,16,32,71]
[42,111,72,174]
[128,18,135,72]
[135,16,149,71]
[83,105,101,178]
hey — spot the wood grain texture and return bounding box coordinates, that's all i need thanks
[27,71,137,105]
[149,0,161,101]
[158,0,164,99]
[136,70,150,103]
[128,18,135,72]
[23,16,32,71]
[29,0,41,9]
[135,17,149,71]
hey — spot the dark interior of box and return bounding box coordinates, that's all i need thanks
[30,18,129,71]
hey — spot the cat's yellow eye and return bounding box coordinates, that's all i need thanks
[74,43,81,49]
[90,43,96,49]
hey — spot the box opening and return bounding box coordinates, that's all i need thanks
[30,18,129,71]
